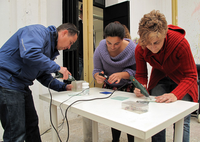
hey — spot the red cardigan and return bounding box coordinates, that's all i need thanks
[135,25,198,102]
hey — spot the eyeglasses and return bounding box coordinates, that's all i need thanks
[67,28,80,36]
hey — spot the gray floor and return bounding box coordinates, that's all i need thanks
[41,115,200,142]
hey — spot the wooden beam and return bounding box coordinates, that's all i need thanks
[83,0,94,86]
[172,0,178,25]
[88,0,94,86]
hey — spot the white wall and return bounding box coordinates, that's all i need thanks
[130,0,172,40]
[178,0,200,64]
[93,6,103,48]
[0,1,17,47]
[106,0,172,39]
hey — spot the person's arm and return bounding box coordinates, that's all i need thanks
[36,73,67,91]
[155,38,197,103]
[170,38,197,99]
[135,46,148,85]
[134,45,148,97]
[19,26,60,74]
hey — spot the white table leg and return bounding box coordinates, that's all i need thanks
[174,118,184,142]
[51,104,58,142]
[83,117,92,142]
[134,136,145,142]
[92,121,98,142]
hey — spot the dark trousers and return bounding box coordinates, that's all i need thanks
[0,86,41,142]
[103,83,135,142]
[112,128,134,142]
[150,77,192,142]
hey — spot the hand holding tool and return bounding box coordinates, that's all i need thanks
[56,72,75,81]
[99,72,109,80]
[130,76,151,100]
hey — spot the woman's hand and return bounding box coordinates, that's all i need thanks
[108,72,123,84]
[134,84,147,97]
[94,71,106,84]
[155,93,177,103]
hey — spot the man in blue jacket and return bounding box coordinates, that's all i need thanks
[0,23,79,142]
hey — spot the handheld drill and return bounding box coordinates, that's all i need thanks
[55,72,75,81]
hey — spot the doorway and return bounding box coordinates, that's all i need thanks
[62,1,130,85]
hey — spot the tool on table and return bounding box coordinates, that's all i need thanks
[130,76,151,100]
[56,72,76,81]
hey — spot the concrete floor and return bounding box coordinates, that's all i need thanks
[41,115,200,142]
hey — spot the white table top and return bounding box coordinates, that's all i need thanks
[40,87,199,140]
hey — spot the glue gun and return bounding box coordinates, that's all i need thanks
[130,76,151,100]
[99,72,109,80]
[55,72,75,81]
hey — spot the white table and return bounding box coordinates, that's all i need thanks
[39,87,199,142]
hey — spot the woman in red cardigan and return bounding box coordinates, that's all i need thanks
[134,10,198,142]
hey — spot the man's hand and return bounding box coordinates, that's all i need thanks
[134,84,147,97]
[59,66,71,80]
[66,84,73,91]
[155,93,177,103]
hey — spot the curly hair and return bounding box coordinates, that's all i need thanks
[138,10,168,49]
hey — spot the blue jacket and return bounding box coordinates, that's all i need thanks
[0,24,66,92]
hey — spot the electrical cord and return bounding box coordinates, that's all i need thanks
[58,87,91,133]
[41,79,85,137]
[57,79,95,134]
[40,127,51,136]
[44,77,95,141]
[47,77,63,142]
[47,75,127,142]
[40,117,67,136]
[64,82,128,142]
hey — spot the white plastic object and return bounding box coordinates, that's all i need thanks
[71,80,85,92]
[82,82,89,95]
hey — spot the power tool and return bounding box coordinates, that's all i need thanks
[99,72,109,80]
[56,72,75,81]
[130,76,151,100]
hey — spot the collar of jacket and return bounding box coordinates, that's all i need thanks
[48,26,59,60]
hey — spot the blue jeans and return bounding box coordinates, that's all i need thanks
[150,77,192,142]
[0,86,41,142]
